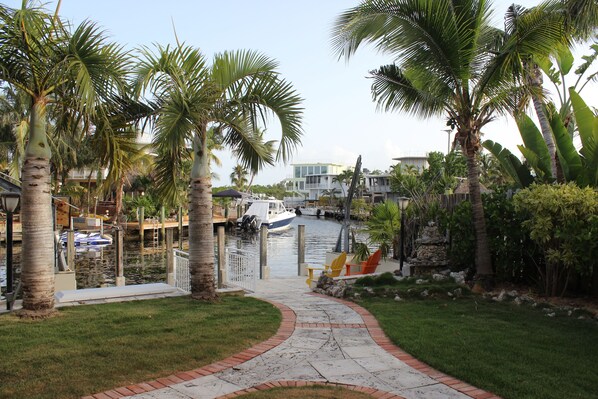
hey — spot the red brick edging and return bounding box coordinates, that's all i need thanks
[85,295,500,399]
[217,380,406,399]
[83,299,296,399]
[309,293,502,399]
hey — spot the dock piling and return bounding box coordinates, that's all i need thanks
[298,224,306,276]
[260,225,269,279]
[217,226,226,288]
[115,227,125,286]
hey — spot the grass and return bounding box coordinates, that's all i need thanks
[236,386,374,398]
[0,296,280,399]
[358,295,598,399]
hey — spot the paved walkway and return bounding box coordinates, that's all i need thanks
[85,277,500,399]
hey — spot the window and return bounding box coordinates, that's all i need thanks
[308,166,314,175]
[321,165,328,174]
[299,181,304,190]
[295,166,300,178]
[302,166,307,177]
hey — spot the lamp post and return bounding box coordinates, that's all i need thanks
[443,129,453,154]
[1,192,20,310]
[398,196,410,272]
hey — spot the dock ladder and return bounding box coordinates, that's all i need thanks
[152,218,159,247]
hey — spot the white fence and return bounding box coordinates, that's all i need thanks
[226,248,257,292]
[172,248,257,293]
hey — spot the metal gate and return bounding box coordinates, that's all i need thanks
[172,248,257,293]
[226,248,257,292]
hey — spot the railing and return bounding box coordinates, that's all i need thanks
[226,248,257,292]
[173,249,190,292]
[172,248,257,293]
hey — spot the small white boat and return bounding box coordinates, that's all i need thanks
[237,199,296,232]
[295,206,322,217]
[60,231,113,247]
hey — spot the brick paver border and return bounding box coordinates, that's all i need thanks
[85,294,500,399]
[310,293,502,399]
[216,380,407,399]
[83,299,295,399]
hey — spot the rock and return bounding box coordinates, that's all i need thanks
[394,270,403,276]
[420,289,429,298]
[546,312,556,317]
[513,297,522,306]
[394,276,406,282]
[496,290,507,302]
[330,285,345,298]
[353,292,361,299]
[447,291,453,297]
[432,274,447,281]
[507,290,518,298]
[394,295,402,302]
[453,288,462,298]
[578,315,586,320]
[365,287,374,294]
[449,271,466,285]
[415,279,428,285]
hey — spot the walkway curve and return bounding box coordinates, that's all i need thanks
[84,278,501,399]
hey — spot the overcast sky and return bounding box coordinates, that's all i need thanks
[8,0,595,185]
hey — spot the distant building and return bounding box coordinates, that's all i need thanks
[364,173,394,203]
[393,155,428,173]
[285,162,348,200]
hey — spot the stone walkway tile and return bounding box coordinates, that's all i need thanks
[127,389,192,399]
[341,345,389,359]
[309,358,367,379]
[398,383,473,399]
[373,368,437,390]
[353,355,410,373]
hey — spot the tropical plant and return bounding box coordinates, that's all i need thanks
[135,45,303,300]
[0,85,28,179]
[230,164,249,191]
[514,183,598,296]
[0,2,129,317]
[332,0,567,290]
[364,200,400,259]
[484,88,598,188]
[333,168,356,197]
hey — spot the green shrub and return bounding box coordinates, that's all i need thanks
[513,183,598,296]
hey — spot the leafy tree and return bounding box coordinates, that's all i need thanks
[135,45,303,300]
[365,200,400,259]
[230,164,249,191]
[332,0,564,289]
[0,2,129,317]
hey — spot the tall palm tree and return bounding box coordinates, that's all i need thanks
[0,2,129,317]
[230,164,249,191]
[135,45,303,300]
[332,0,563,289]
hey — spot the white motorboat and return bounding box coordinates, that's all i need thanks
[237,199,296,232]
[60,231,113,247]
[294,205,322,217]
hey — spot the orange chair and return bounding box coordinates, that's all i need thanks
[346,249,382,276]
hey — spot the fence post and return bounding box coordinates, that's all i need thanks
[138,206,145,243]
[178,206,183,243]
[115,227,125,286]
[66,229,75,271]
[160,206,166,241]
[166,228,174,285]
[217,226,227,288]
[260,225,269,279]
[298,224,307,276]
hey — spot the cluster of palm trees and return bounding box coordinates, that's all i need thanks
[332,0,598,292]
[0,2,303,317]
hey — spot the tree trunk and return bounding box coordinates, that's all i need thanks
[529,63,558,180]
[532,95,559,180]
[188,127,217,300]
[465,147,493,291]
[114,175,125,222]
[19,99,57,318]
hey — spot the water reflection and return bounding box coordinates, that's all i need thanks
[2,217,366,290]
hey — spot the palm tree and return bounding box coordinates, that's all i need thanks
[0,2,129,317]
[230,164,249,191]
[332,0,563,289]
[135,45,303,300]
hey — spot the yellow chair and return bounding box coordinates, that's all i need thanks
[306,252,347,286]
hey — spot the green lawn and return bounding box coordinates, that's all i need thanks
[359,296,598,399]
[0,296,280,399]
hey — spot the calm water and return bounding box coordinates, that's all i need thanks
[1,216,365,290]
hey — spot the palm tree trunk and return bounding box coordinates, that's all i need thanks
[19,99,57,318]
[188,127,217,300]
[114,175,125,222]
[465,147,493,291]
[532,95,559,180]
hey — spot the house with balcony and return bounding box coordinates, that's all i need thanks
[364,173,395,203]
[285,162,349,201]
[393,155,428,173]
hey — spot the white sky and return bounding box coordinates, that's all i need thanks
[9,0,596,185]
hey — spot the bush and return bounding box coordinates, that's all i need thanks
[513,183,598,296]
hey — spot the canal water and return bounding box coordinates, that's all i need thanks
[1,216,367,290]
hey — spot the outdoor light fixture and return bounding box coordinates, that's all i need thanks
[398,196,410,272]
[1,191,20,311]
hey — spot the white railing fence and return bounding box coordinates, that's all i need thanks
[226,248,257,292]
[172,248,257,293]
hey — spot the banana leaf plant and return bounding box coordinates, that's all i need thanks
[483,89,598,188]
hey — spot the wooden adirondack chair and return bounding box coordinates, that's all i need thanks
[306,252,347,286]
[345,249,382,276]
